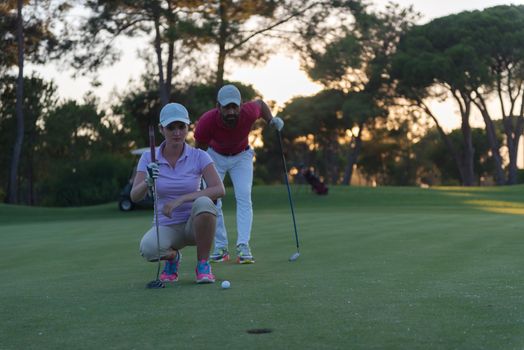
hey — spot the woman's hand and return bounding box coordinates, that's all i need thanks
[162,198,185,218]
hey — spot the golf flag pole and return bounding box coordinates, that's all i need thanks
[276,130,300,261]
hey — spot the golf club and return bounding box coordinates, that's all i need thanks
[146,125,165,289]
[276,129,300,262]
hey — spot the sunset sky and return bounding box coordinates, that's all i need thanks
[30,0,524,134]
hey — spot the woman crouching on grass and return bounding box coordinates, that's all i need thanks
[130,102,225,284]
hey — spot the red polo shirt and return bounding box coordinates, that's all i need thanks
[194,101,262,155]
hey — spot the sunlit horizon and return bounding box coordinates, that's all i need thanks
[229,55,322,107]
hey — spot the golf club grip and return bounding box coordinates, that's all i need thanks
[148,125,156,163]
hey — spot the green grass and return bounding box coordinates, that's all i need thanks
[1,185,524,349]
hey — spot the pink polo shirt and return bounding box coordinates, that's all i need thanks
[137,141,213,225]
[194,101,262,154]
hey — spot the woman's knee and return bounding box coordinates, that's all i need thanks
[139,237,158,261]
[193,196,218,216]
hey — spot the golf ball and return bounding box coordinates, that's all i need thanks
[221,280,231,289]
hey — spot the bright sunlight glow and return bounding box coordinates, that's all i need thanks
[229,55,322,107]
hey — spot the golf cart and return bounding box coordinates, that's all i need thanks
[118,148,154,211]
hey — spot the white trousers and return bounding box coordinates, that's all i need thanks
[208,147,254,249]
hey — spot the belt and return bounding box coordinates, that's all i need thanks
[213,146,249,156]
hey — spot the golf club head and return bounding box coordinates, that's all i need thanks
[146,279,165,289]
[289,252,300,262]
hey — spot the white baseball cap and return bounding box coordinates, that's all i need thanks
[217,84,241,106]
[159,103,190,126]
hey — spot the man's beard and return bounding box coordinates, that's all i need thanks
[222,113,239,128]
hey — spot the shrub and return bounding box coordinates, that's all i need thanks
[40,155,132,206]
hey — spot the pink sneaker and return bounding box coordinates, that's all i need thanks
[160,251,181,282]
[195,259,215,284]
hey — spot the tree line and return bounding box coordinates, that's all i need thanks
[2,1,524,206]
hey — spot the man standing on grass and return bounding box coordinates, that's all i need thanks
[194,84,284,264]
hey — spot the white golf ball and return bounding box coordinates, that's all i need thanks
[221,280,231,289]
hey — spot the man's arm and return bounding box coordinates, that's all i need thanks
[256,99,284,131]
[195,140,209,150]
[193,116,210,150]
[256,99,274,124]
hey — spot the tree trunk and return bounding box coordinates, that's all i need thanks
[420,101,468,185]
[153,7,168,106]
[8,0,25,204]
[215,0,228,89]
[216,47,226,89]
[165,2,174,99]
[342,122,363,185]
[504,116,524,185]
[165,40,174,100]
[494,67,522,185]
[323,136,337,184]
[474,98,506,185]
[459,101,475,186]
[450,91,476,186]
[28,149,34,205]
